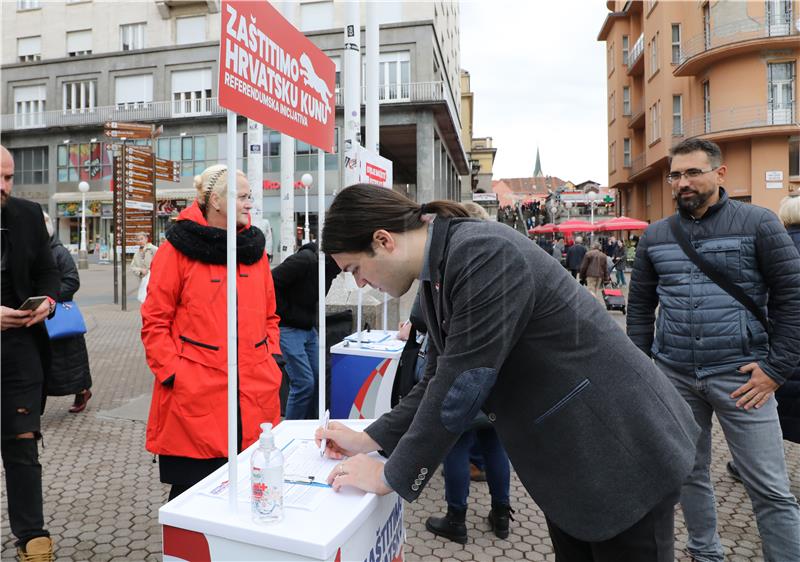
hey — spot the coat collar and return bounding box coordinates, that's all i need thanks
[677,187,729,221]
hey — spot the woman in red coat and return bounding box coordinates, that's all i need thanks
[141,164,282,500]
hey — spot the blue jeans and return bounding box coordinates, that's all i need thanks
[281,327,319,420]
[657,361,800,562]
[443,428,510,511]
[615,267,626,286]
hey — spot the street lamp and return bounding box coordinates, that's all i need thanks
[565,201,573,220]
[78,180,90,270]
[586,190,598,243]
[300,173,313,244]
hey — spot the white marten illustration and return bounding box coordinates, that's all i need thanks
[299,53,333,114]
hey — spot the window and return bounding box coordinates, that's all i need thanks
[157,134,218,177]
[172,68,213,115]
[330,56,341,95]
[672,95,682,135]
[300,1,334,32]
[608,42,615,74]
[176,16,206,45]
[10,147,48,184]
[649,32,659,76]
[57,142,112,183]
[609,142,617,173]
[671,24,681,64]
[622,35,629,66]
[364,52,410,102]
[623,138,631,168]
[67,29,92,57]
[63,80,96,114]
[703,4,711,50]
[120,23,145,51]
[703,81,711,133]
[623,87,631,115]
[115,74,153,109]
[17,0,40,9]
[17,36,41,62]
[14,85,46,128]
[649,100,661,143]
[790,136,799,177]
[768,62,795,125]
[609,91,616,123]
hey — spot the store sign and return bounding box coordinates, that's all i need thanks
[357,146,393,189]
[472,192,497,202]
[219,0,335,152]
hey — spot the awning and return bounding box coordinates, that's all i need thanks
[52,188,198,204]
[596,216,649,231]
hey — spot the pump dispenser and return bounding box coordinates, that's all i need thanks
[251,422,284,523]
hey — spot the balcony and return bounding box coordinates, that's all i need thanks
[628,101,645,130]
[3,82,458,132]
[629,153,646,178]
[627,34,644,76]
[681,103,798,142]
[675,16,799,76]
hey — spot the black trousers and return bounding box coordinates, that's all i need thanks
[545,491,678,562]
[1,329,48,546]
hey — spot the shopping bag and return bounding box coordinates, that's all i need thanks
[137,272,150,303]
[45,301,87,340]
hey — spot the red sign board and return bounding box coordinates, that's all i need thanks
[219,0,335,152]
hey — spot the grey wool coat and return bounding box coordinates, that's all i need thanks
[365,218,700,542]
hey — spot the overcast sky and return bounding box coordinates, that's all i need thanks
[460,0,611,185]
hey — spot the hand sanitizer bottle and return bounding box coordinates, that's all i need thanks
[251,422,284,524]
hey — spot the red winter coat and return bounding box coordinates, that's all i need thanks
[141,203,282,459]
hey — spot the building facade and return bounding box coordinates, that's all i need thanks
[599,0,799,223]
[1,0,467,255]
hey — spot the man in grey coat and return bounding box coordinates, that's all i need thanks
[316,185,700,561]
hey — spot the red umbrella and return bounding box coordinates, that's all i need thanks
[554,219,597,234]
[529,224,556,234]
[596,216,649,231]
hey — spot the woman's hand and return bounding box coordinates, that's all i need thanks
[326,454,392,495]
[314,421,379,459]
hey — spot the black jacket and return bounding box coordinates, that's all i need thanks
[0,197,60,368]
[628,189,800,383]
[47,238,92,396]
[272,243,341,330]
[777,225,800,443]
[565,243,587,270]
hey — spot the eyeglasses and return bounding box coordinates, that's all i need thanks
[666,167,718,183]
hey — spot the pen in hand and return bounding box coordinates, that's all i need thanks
[319,409,330,457]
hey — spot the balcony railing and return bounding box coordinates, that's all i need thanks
[679,16,797,66]
[630,153,646,176]
[682,103,797,139]
[629,34,644,67]
[5,81,457,132]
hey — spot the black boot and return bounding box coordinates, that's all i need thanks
[425,507,467,544]
[488,504,514,539]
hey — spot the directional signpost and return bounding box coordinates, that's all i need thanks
[105,121,178,310]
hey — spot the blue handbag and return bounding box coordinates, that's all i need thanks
[45,301,87,340]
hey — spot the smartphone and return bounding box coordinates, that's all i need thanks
[18,296,48,311]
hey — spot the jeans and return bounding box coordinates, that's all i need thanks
[1,437,48,546]
[657,361,800,562]
[614,268,626,286]
[443,428,510,511]
[281,327,319,420]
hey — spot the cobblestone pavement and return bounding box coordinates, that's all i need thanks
[2,264,798,561]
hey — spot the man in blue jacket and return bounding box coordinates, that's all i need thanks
[628,138,800,562]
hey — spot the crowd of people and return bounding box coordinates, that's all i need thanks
[3,136,800,562]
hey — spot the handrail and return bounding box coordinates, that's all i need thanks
[682,103,797,138]
[629,33,644,66]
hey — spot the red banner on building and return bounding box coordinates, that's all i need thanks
[219,1,335,153]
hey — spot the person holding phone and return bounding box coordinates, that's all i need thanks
[1,144,60,561]
[141,164,283,501]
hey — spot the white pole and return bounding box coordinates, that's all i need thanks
[226,110,239,513]
[366,3,388,332]
[247,119,264,235]
[317,148,326,419]
[304,184,309,244]
[343,0,361,188]
[357,288,363,348]
[279,1,298,264]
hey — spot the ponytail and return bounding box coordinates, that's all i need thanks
[323,184,469,255]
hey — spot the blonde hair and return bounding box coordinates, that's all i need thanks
[193,165,246,213]
[462,201,490,220]
[778,193,800,228]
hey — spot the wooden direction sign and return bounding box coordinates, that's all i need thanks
[104,121,158,140]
